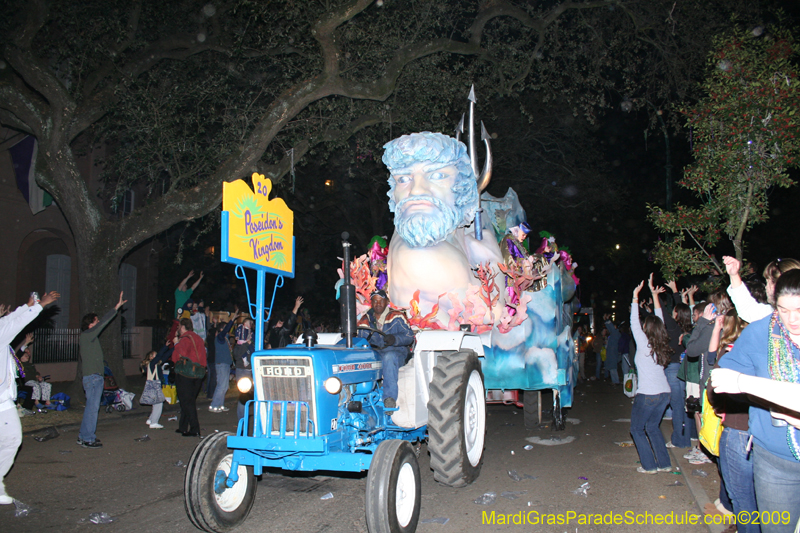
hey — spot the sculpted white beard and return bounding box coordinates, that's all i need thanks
[394,195,461,248]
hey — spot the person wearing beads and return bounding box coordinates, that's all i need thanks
[719,269,800,533]
[0,291,59,505]
[629,275,673,474]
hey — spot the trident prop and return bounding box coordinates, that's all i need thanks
[455,85,493,240]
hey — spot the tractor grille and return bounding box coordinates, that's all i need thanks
[255,356,315,436]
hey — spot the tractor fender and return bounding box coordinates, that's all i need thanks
[413,330,485,358]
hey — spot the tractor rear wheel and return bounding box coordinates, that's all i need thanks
[523,390,539,428]
[427,350,485,487]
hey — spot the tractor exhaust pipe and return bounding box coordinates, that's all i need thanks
[339,232,357,348]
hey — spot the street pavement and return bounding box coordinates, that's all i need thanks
[1,379,724,533]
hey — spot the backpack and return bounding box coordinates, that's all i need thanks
[49,392,70,411]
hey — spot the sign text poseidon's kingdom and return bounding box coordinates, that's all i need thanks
[244,210,284,262]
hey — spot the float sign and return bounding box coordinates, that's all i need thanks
[221,173,295,277]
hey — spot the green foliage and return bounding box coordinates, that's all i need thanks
[649,25,800,279]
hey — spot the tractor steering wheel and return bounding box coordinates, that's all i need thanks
[356,326,387,338]
[356,326,387,345]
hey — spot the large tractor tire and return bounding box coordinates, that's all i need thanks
[184,431,257,532]
[427,350,486,487]
[365,440,421,533]
[523,390,539,428]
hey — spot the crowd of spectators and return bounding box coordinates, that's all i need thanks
[589,256,800,533]
[5,253,800,532]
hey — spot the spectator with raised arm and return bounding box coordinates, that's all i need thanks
[269,296,304,349]
[0,291,59,504]
[174,270,203,317]
[210,310,240,413]
[719,269,800,533]
[629,277,672,474]
[77,292,126,449]
[661,280,694,449]
[685,289,732,397]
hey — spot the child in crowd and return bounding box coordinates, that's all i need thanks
[139,348,172,429]
[234,318,254,363]
[19,343,51,409]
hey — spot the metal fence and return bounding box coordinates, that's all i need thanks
[32,328,138,363]
[151,325,169,352]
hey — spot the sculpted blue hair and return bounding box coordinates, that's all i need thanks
[382,132,478,225]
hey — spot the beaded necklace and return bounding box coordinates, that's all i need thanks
[9,346,24,379]
[767,312,800,461]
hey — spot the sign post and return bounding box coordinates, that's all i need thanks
[221,173,295,350]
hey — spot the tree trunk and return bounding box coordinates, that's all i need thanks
[732,181,755,264]
[67,240,127,401]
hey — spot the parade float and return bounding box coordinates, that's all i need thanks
[183,88,579,533]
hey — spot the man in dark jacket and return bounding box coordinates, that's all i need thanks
[356,290,415,408]
[268,296,304,349]
[78,292,126,448]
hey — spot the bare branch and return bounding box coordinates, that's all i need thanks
[0,84,45,135]
[9,0,47,49]
[3,46,73,121]
[0,109,34,136]
[312,0,373,75]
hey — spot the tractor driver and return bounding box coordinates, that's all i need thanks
[356,290,415,409]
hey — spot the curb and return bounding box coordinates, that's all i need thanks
[21,389,238,437]
[22,407,151,437]
[663,427,725,533]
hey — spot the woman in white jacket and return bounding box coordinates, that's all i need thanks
[0,292,59,505]
[724,256,799,323]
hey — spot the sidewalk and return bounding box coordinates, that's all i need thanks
[663,426,727,533]
[21,374,240,435]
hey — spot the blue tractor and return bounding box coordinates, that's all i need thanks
[184,234,487,533]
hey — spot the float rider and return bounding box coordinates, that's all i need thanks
[357,290,415,409]
[500,222,531,264]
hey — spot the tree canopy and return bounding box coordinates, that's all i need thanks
[0,0,775,384]
[649,24,800,280]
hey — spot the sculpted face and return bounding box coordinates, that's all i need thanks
[383,132,478,248]
[391,162,461,247]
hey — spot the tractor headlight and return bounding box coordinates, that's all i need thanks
[237,376,253,393]
[324,377,342,395]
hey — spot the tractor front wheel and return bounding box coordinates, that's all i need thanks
[365,439,421,533]
[184,431,257,532]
